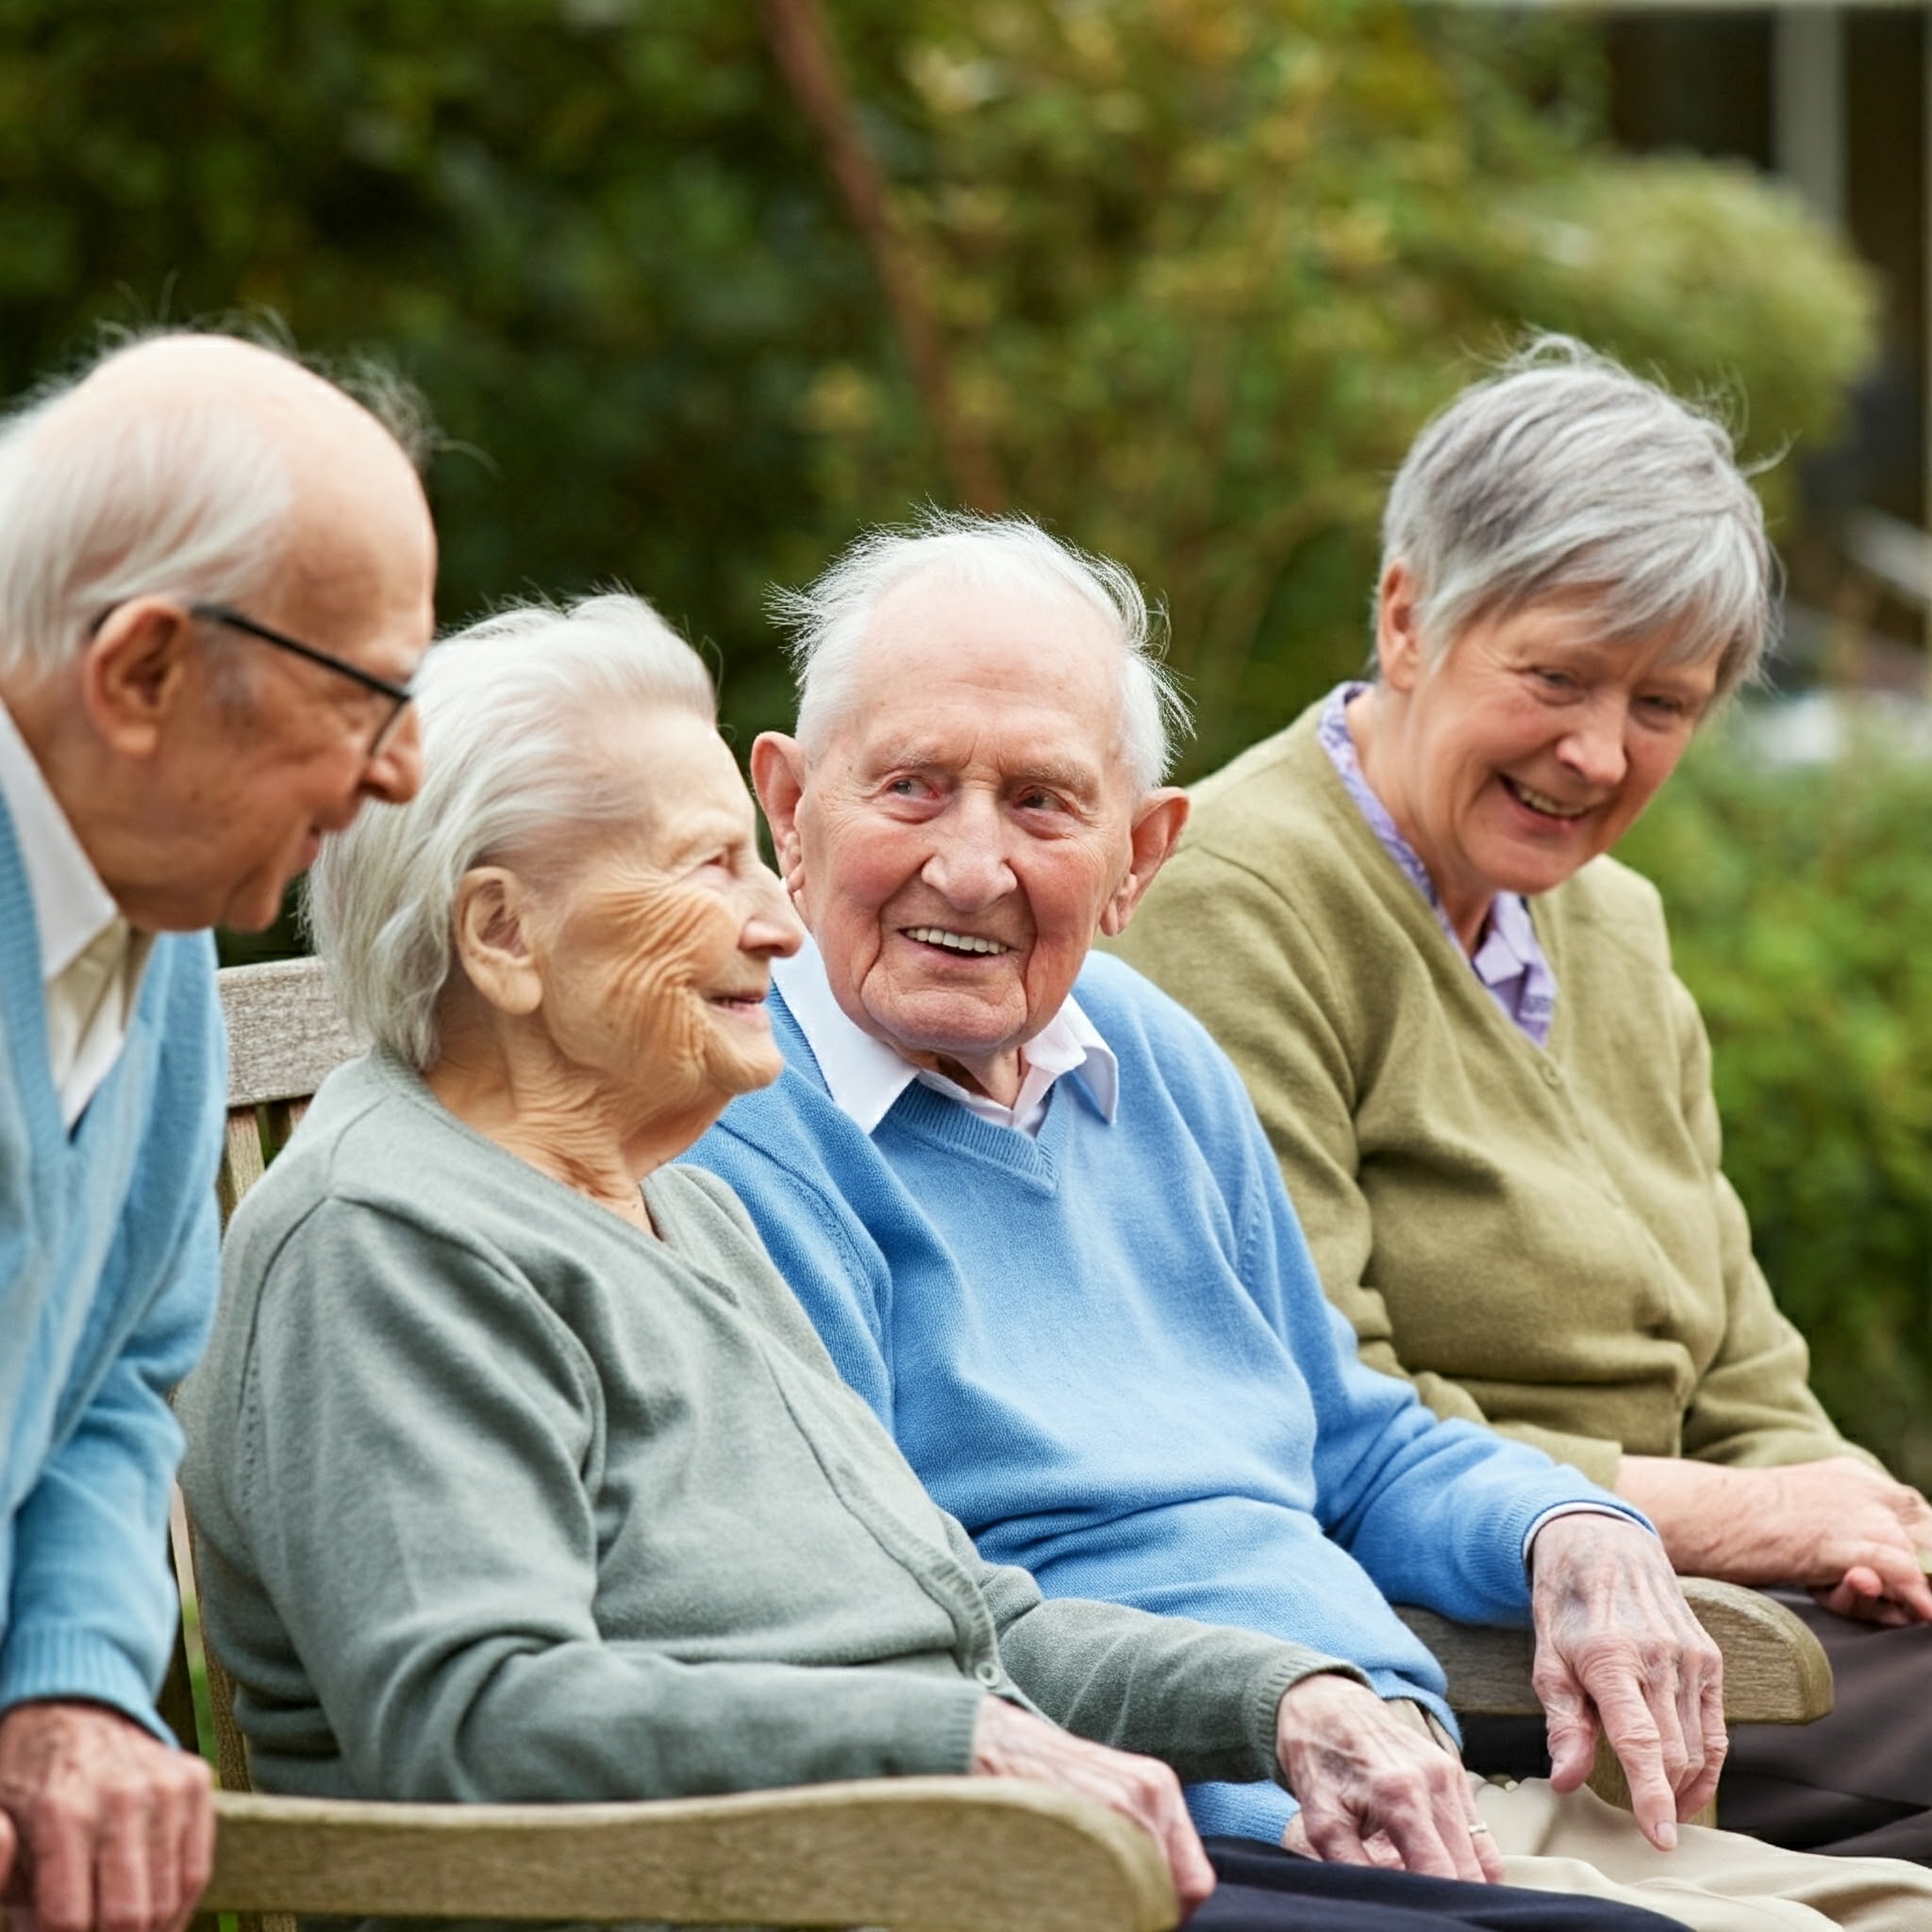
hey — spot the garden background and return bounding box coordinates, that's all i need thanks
[6,0,1927,1480]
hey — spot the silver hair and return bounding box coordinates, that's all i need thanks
[772,508,1191,791]
[308,592,716,1070]
[1380,335,1774,698]
[0,325,432,680]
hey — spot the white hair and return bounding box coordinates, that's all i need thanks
[772,509,1191,791]
[1381,336,1774,698]
[0,327,432,680]
[307,592,716,1070]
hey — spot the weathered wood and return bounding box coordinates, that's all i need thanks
[217,956,364,1108]
[205,1783,1174,1932]
[1397,1575,1833,1726]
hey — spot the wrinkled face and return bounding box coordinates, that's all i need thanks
[1375,591,1718,931]
[762,575,1158,1086]
[146,461,439,932]
[529,708,801,1130]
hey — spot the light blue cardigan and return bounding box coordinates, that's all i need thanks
[0,794,225,1735]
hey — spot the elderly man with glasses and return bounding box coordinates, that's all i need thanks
[0,330,435,1932]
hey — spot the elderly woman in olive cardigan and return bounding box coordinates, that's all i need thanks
[1116,338,1932,1864]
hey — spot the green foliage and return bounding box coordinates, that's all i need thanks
[807,0,1877,769]
[1618,728,1932,1488]
[0,0,1877,774]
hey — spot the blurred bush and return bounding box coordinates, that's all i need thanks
[0,0,1877,773]
[1618,727,1932,1489]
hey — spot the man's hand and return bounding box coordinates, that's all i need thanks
[1528,1513,1725,1850]
[0,1700,214,1932]
[1618,1455,1932,1625]
[970,1696,1215,1918]
[1273,1673,1502,1884]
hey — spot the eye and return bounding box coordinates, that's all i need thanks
[1637,692,1693,724]
[1530,667,1579,695]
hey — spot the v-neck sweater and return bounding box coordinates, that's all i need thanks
[1112,703,1861,1490]
[691,958,1634,1841]
[177,1048,1336,1805]
[0,790,225,1731]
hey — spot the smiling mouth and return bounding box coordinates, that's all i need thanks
[1503,776,1592,822]
[707,991,769,1015]
[902,925,1013,957]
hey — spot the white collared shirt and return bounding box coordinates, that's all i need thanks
[0,698,150,1126]
[772,934,1118,1139]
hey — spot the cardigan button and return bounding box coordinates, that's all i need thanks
[974,1659,1004,1687]
[1540,1062,1561,1087]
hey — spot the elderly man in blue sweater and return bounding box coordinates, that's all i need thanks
[691,510,1932,1928]
[0,332,435,1932]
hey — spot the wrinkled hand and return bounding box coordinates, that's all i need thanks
[1619,1456,1932,1627]
[0,1700,213,1932]
[970,1696,1214,1918]
[1273,1673,1502,1884]
[1528,1514,1725,1850]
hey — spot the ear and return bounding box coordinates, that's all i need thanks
[1100,787,1190,938]
[450,868,544,1018]
[81,602,198,757]
[749,732,810,895]
[1374,560,1426,695]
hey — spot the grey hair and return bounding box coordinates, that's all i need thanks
[772,508,1191,790]
[1380,335,1774,699]
[307,592,716,1070]
[0,325,433,680]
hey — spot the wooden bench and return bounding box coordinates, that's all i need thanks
[165,957,1835,1928]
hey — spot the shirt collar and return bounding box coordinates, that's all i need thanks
[0,695,124,983]
[773,932,1119,1135]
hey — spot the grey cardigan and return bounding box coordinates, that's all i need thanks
[177,1051,1348,1804]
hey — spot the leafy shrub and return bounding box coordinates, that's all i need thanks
[1617,722,1932,1487]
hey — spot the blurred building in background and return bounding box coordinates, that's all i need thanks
[1574,0,1929,683]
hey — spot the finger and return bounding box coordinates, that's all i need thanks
[1296,1802,1376,1873]
[0,1807,16,1897]
[94,1790,153,1932]
[1864,1552,1932,1624]
[1162,1813,1216,1919]
[1537,1672,1598,1794]
[1593,1697,1677,1851]
[171,1766,215,1932]
[1677,1672,1727,1823]
[144,1781,183,1932]
[31,1794,98,1932]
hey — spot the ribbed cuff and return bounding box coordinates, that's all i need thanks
[0,1626,168,1741]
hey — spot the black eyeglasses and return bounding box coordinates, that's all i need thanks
[189,603,416,756]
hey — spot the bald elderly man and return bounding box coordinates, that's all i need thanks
[0,332,435,1932]
[691,512,1932,1928]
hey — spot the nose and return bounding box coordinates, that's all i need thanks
[361,706,425,805]
[920,790,1016,910]
[1556,699,1628,790]
[743,864,805,958]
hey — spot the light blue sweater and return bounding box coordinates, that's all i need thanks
[691,952,1644,1841]
[0,794,225,1735]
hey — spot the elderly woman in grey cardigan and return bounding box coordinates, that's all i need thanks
[175,594,1695,1932]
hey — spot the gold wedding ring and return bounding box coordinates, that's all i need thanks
[1917,1549,1932,1578]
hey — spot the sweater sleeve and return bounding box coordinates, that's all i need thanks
[1118,845,1631,1488]
[1667,974,1876,1471]
[941,1516,1356,1790]
[0,1192,218,1734]
[228,1197,984,1804]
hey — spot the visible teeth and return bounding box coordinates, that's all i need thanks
[906,925,1010,955]
[1508,779,1590,820]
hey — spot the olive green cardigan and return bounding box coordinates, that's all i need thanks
[1114,705,1870,1491]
